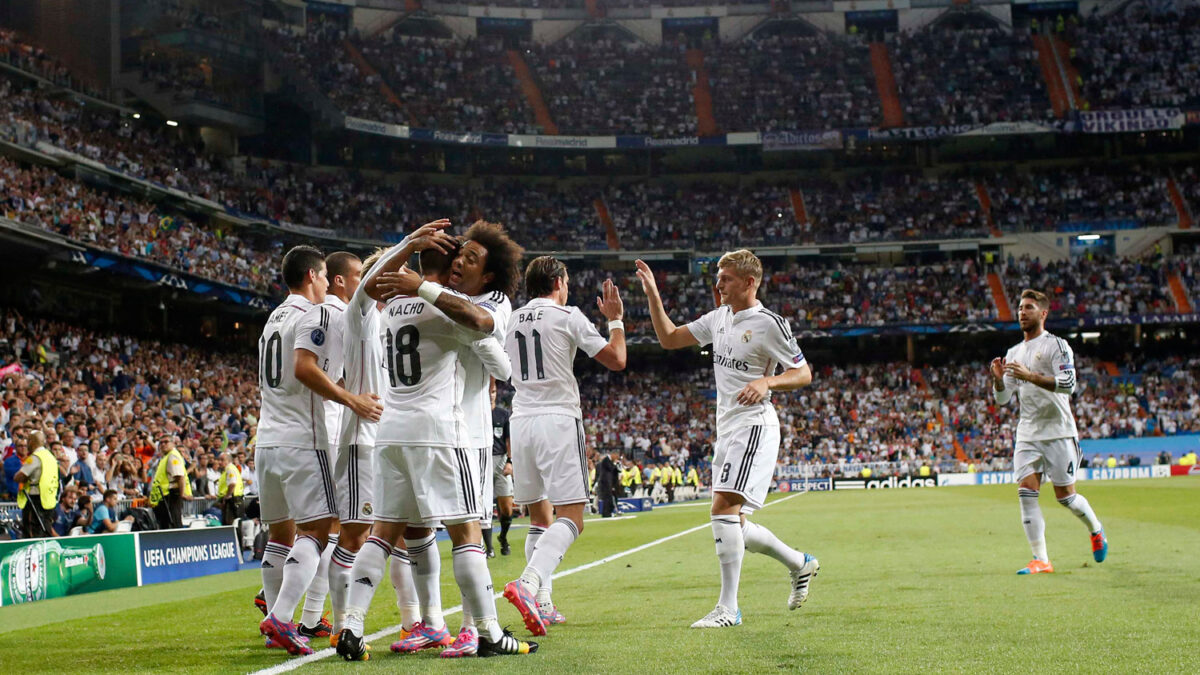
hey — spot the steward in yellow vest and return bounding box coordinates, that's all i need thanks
[217,452,244,525]
[150,437,192,529]
[16,431,58,538]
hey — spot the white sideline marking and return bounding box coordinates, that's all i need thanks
[247,492,800,674]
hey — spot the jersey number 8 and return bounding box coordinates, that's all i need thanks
[387,326,422,386]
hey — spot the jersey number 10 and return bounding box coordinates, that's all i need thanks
[260,332,282,388]
[514,330,545,381]
[387,326,422,386]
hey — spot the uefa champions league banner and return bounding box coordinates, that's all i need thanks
[0,533,138,606]
[137,526,242,585]
[67,248,273,311]
[2,526,244,606]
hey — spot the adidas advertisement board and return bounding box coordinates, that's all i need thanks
[833,476,938,490]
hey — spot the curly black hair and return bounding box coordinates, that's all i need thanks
[465,220,525,298]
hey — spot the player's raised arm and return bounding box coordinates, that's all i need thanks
[591,279,626,371]
[634,259,698,350]
[363,219,455,302]
[990,357,1015,404]
[377,266,497,334]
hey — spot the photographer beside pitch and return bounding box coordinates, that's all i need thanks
[635,250,818,629]
[990,289,1107,575]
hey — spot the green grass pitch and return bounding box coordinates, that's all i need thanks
[2,477,1197,674]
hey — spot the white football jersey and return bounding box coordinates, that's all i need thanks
[257,294,333,450]
[686,303,807,436]
[505,298,609,420]
[338,288,384,449]
[460,291,514,448]
[375,291,486,448]
[320,295,348,448]
[994,331,1078,442]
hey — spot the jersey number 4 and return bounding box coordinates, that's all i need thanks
[514,330,545,381]
[386,326,422,386]
[259,332,283,388]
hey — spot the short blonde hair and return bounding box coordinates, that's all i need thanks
[717,249,763,284]
[360,247,387,276]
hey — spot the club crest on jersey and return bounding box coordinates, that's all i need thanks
[362,502,373,516]
[310,328,326,346]
[741,330,752,343]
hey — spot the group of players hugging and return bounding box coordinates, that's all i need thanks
[252,218,1105,660]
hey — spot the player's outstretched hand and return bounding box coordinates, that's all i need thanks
[634,260,659,298]
[375,265,423,300]
[597,278,624,321]
[736,378,770,406]
[989,357,1006,382]
[347,392,383,422]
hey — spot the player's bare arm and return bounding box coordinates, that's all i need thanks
[634,259,698,350]
[294,349,382,422]
[377,265,496,334]
[736,362,813,406]
[364,219,455,302]
[1003,361,1057,393]
[592,279,627,371]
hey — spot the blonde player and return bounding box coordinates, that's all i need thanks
[990,289,1107,575]
[500,256,626,637]
[636,250,818,629]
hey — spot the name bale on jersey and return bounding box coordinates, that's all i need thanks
[517,310,543,323]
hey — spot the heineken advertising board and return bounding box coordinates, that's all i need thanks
[0,534,138,606]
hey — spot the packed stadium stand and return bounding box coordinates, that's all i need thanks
[2,0,1200,512]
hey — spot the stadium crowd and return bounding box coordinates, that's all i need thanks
[986,167,1176,231]
[0,158,280,295]
[998,251,1190,319]
[887,26,1052,127]
[525,36,697,136]
[707,33,878,132]
[0,308,260,530]
[1068,2,1200,111]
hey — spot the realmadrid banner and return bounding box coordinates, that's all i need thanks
[138,526,242,585]
[0,533,138,606]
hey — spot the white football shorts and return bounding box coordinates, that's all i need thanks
[334,444,375,524]
[711,424,781,514]
[255,445,337,525]
[1013,437,1082,487]
[511,414,589,507]
[374,444,481,526]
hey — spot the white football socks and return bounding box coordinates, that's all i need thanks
[711,515,743,613]
[389,547,419,632]
[270,534,322,623]
[452,543,502,641]
[300,534,337,628]
[742,520,806,570]
[343,535,390,637]
[261,541,291,614]
[1019,488,1049,561]
[521,518,578,596]
[405,533,444,631]
[1058,493,1103,533]
[328,543,356,632]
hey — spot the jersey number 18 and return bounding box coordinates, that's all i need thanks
[386,326,422,386]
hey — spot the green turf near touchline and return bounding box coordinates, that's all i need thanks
[0,479,1196,674]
